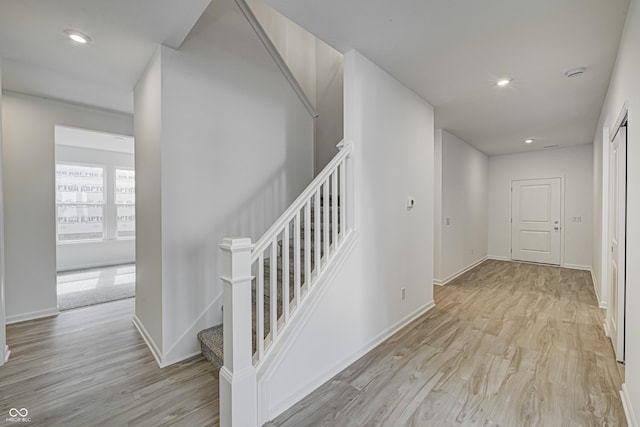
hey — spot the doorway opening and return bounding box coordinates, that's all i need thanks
[54,126,136,311]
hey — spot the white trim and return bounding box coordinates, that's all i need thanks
[562,263,592,271]
[162,351,201,368]
[434,256,487,286]
[162,291,223,363]
[590,269,607,309]
[488,255,510,261]
[265,299,436,421]
[509,176,565,267]
[132,314,164,368]
[6,307,59,324]
[234,0,318,119]
[3,345,10,364]
[56,258,135,273]
[621,383,638,427]
[256,231,359,423]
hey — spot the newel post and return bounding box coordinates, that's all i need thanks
[219,237,257,427]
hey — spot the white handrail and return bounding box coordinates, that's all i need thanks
[251,141,352,260]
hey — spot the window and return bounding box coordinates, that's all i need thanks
[56,164,136,243]
[56,164,105,242]
[115,169,135,239]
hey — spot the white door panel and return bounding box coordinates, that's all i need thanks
[511,178,561,265]
[609,124,626,362]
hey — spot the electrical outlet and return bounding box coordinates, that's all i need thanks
[401,288,406,300]
[572,216,582,223]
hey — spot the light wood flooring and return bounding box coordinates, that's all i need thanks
[271,260,626,426]
[0,299,219,426]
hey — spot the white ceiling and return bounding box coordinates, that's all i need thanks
[0,0,630,155]
[0,0,211,113]
[264,0,630,155]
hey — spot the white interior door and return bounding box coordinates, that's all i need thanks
[511,178,561,265]
[609,123,626,362]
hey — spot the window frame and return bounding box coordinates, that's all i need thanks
[55,161,107,244]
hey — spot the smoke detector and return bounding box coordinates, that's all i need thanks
[565,67,586,78]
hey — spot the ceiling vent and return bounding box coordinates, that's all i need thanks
[565,67,586,78]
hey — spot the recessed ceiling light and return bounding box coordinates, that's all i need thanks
[525,138,534,144]
[497,78,512,87]
[64,29,91,44]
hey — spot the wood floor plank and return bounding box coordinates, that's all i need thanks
[271,260,627,426]
[0,298,219,426]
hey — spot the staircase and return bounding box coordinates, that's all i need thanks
[197,201,336,369]
[198,141,353,426]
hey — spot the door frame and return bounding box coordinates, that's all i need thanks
[509,176,565,266]
[601,103,628,324]
[605,105,628,361]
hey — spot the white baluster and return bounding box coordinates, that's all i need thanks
[323,181,329,260]
[257,253,264,360]
[332,171,338,252]
[294,211,301,308]
[339,159,346,241]
[219,238,257,427]
[304,201,311,290]
[270,240,278,342]
[283,226,290,322]
[314,190,321,275]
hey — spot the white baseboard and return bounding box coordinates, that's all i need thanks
[56,258,135,273]
[563,263,592,271]
[621,383,638,427]
[6,307,59,324]
[266,299,436,421]
[132,315,164,368]
[603,322,610,338]
[3,345,10,364]
[590,269,607,309]
[162,292,223,366]
[434,256,488,286]
[488,255,510,261]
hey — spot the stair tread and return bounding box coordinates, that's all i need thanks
[197,325,224,369]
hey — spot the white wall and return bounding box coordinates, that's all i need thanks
[434,129,488,284]
[488,145,593,270]
[592,0,640,422]
[314,39,344,173]
[0,58,8,365]
[247,0,344,173]
[134,49,164,353]
[134,0,314,366]
[55,145,135,271]
[1,92,133,323]
[264,50,435,420]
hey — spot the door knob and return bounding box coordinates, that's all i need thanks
[554,226,559,231]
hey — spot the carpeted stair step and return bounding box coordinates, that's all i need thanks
[197,202,342,369]
[197,324,224,369]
